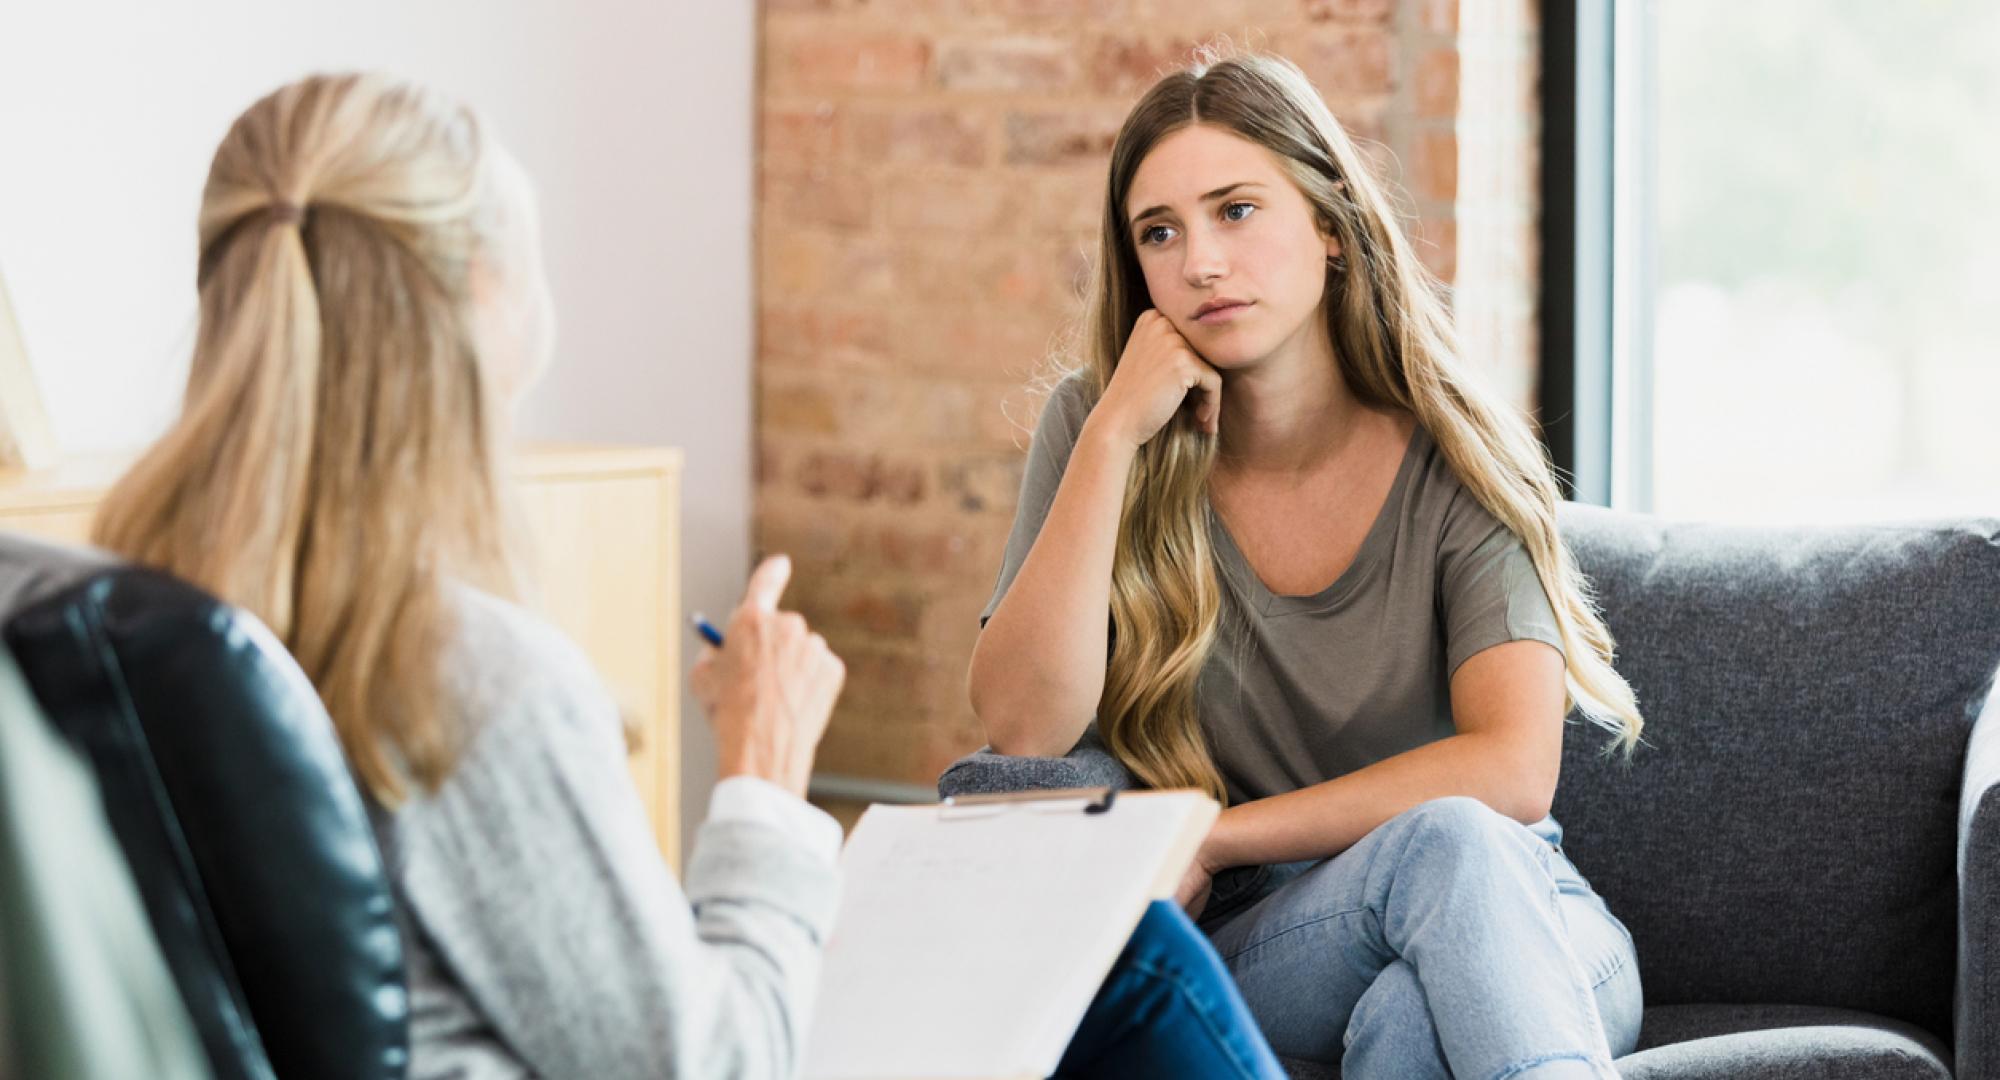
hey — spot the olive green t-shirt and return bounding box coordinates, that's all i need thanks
[981,376,1568,834]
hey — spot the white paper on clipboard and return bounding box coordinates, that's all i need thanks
[801,789,1219,1080]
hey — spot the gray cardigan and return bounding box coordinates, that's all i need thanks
[370,587,839,1079]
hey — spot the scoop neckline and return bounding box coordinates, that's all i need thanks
[1209,421,1428,618]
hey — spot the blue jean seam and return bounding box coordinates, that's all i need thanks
[1543,853,1617,1072]
[1484,1051,1603,1080]
[1587,946,1630,991]
[1126,954,1265,1080]
[1219,904,1371,965]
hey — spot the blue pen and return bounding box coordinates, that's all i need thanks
[690,613,725,647]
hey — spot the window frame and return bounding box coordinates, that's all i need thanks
[1537,0,1654,510]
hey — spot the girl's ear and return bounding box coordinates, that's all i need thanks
[1325,232,1344,262]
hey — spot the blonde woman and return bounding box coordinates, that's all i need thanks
[970,52,1646,1079]
[95,73,1288,1080]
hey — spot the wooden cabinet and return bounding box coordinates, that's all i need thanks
[0,445,683,868]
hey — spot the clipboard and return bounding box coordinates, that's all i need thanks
[801,789,1219,1080]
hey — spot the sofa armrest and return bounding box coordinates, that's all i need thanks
[936,728,1138,800]
[1959,676,2000,1080]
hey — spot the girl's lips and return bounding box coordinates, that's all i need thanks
[1194,301,1254,324]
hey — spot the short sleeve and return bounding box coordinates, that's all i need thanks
[1436,487,1566,678]
[980,375,1098,626]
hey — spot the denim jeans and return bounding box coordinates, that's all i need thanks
[1197,796,1644,1080]
[1053,900,1286,1079]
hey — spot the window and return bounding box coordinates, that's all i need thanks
[1542,0,1999,523]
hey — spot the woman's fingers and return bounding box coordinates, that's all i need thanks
[1190,363,1223,434]
[741,554,793,613]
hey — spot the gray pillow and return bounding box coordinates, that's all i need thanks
[1550,503,2000,1048]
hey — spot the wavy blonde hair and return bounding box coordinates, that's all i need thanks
[1072,51,1644,804]
[94,73,523,807]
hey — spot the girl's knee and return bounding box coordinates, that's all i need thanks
[1384,797,1549,878]
[1394,795,1512,840]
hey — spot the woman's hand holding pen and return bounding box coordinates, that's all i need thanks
[689,555,846,799]
[1085,309,1222,451]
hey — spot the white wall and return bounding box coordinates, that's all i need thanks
[0,0,752,854]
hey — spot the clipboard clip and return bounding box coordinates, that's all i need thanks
[938,786,1118,820]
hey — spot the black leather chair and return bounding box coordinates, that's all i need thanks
[4,565,409,1080]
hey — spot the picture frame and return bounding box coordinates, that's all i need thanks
[0,263,58,469]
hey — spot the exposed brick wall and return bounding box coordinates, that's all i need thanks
[755,0,1536,791]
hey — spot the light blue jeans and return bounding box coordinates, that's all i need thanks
[1197,797,1643,1080]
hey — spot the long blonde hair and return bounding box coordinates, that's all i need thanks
[94,73,523,807]
[1077,52,1645,804]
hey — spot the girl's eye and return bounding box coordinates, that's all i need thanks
[1223,201,1256,222]
[1138,224,1177,246]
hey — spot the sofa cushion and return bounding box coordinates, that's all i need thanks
[1617,1003,1953,1079]
[1551,505,2000,1048]
[936,728,1134,798]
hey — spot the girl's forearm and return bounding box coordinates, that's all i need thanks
[968,418,1137,757]
[1205,732,1548,870]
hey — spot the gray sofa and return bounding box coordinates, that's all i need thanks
[940,503,2000,1079]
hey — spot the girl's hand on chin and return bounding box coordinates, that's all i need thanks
[1093,310,1222,448]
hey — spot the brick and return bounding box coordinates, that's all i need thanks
[868,520,984,576]
[761,103,842,171]
[1329,98,1390,145]
[1030,171,1111,236]
[837,585,926,638]
[980,385,1050,450]
[767,31,932,94]
[936,37,1077,93]
[835,645,940,707]
[831,378,967,446]
[880,171,1021,234]
[1285,26,1395,97]
[765,501,999,580]
[1414,46,1459,118]
[920,589,992,646]
[813,723,936,785]
[1084,34,1201,96]
[890,240,1070,310]
[846,107,991,168]
[758,372,841,435]
[1417,0,1459,35]
[1130,0,1295,31]
[1412,127,1458,201]
[763,168,873,230]
[760,229,836,297]
[1004,107,1127,168]
[755,436,785,487]
[1350,138,1403,196]
[761,304,894,369]
[978,0,1127,18]
[760,229,898,298]
[1411,214,1457,284]
[755,502,848,571]
[938,454,1026,514]
[894,309,1061,380]
[791,447,929,505]
[1304,0,1395,24]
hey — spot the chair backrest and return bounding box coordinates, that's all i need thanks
[0,644,211,1080]
[1551,502,2000,1048]
[4,567,409,1080]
